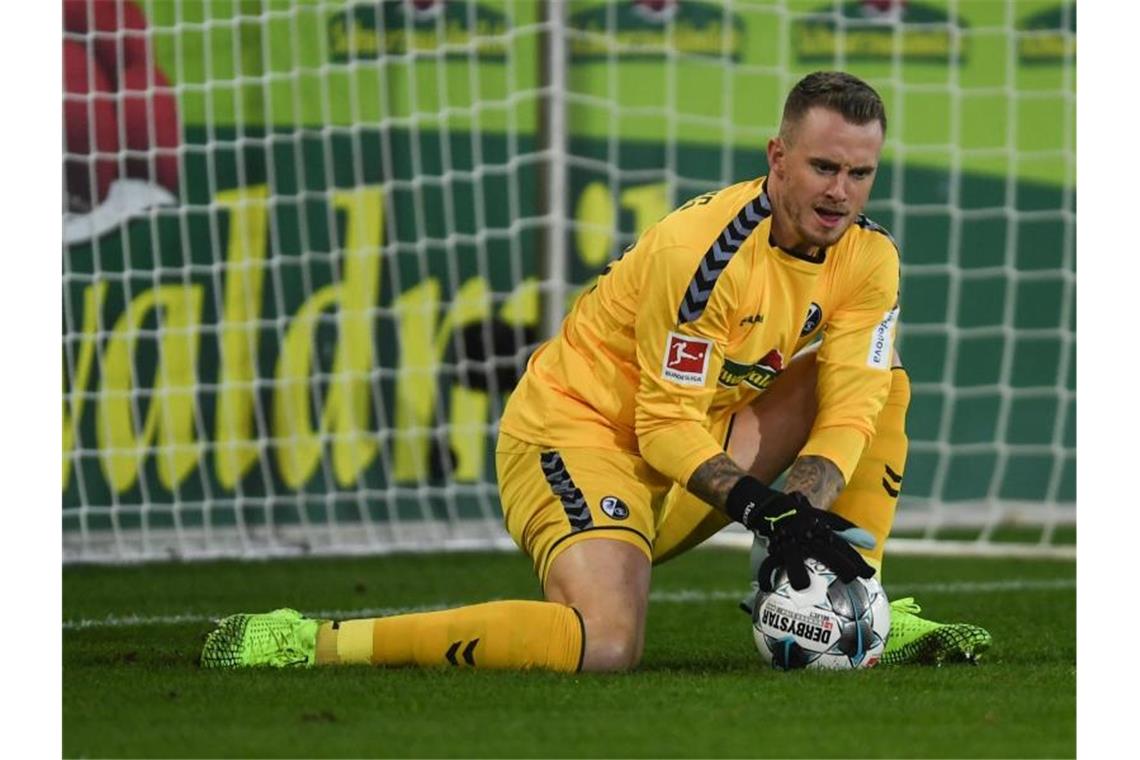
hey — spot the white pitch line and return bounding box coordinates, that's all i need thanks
[886,577,1077,595]
[647,577,1077,604]
[62,577,1074,631]
[61,603,456,631]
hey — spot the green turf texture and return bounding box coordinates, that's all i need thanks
[64,548,1075,758]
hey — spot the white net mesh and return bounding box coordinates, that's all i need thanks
[62,0,1075,562]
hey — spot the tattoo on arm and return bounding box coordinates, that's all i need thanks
[783,455,846,510]
[686,453,749,511]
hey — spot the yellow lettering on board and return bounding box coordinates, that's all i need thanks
[499,277,540,328]
[575,181,614,268]
[213,185,269,489]
[272,187,383,489]
[448,384,488,482]
[96,285,206,492]
[451,277,541,481]
[392,277,491,481]
[62,282,108,490]
[620,182,669,235]
[568,182,668,311]
[439,277,542,482]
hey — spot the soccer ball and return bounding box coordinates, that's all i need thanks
[751,557,890,670]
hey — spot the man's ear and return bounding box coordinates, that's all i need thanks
[767,136,785,178]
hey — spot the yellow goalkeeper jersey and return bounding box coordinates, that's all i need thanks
[499,176,901,487]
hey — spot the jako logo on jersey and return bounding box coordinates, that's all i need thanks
[600,496,630,520]
[801,302,823,336]
[662,332,712,386]
[739,313,765,326]
[866,305,899,369]
[718,348,785,390]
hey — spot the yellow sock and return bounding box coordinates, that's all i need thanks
[315,600,584,672]
[832,368,911,575]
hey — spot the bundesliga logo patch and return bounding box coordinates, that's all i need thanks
[662,331,712,386]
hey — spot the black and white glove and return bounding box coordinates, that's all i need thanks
[725,476,876,592]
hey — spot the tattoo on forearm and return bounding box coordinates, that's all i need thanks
[687,453,749,510]
[783,456,845,509]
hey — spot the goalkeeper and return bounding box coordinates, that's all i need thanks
[202,71,990,672]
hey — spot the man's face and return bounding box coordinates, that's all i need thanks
[766,107,884,250]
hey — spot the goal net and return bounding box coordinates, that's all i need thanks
[62,0,1075,562]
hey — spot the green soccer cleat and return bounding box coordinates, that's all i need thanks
[882,597,992,666]
[200,608,322,669]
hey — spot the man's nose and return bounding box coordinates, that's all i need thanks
[825,174,849,202]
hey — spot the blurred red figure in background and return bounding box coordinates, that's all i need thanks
[63,0,180,212]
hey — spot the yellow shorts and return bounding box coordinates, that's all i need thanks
[496,432,673,586]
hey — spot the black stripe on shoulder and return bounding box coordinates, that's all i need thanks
[677,193,772,324]
[855,213,900,255]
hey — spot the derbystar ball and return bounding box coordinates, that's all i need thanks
[752,557,890,670]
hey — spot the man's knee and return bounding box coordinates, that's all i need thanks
[544,538,651,672]
[578,611,642,672]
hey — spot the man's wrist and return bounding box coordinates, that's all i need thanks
[725,476,780,528]
[782,455,845,510]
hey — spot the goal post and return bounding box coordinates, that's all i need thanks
[62,0,1075,563]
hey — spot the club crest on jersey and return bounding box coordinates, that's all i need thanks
[600,496,630,520]
[662,332,712,386]
[801,302,823,336]
[718,349,785,390]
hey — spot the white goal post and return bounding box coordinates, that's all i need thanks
[62,0,1075,563]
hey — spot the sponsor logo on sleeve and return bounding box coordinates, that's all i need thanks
[866,305,900,369]
[662,332,712,386]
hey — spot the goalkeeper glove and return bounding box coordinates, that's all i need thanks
[725,476,876,592]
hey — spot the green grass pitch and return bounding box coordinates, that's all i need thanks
[63,548,1075,758]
